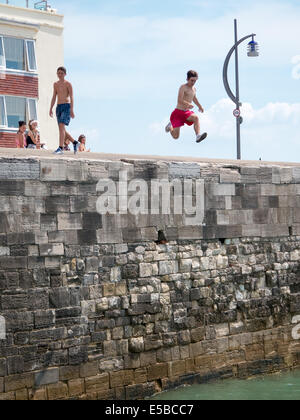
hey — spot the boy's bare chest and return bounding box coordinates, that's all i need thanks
[56,83,69,97]
[183,88,195,101]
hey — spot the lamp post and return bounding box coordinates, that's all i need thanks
[223,19,259,160]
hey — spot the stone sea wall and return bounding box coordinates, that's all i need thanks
[0,156,300,400]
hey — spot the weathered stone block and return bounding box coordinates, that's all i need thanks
[0,257,27,269]
[67,161,89,182]
[103,341,118,357]
[220,169,241,184]
[25,180,50,197]
[140,351,157,367]
[68,378,85,397]
[0,359,7,377]
[122,228,142,243]
[103,284,116,297]
[45,196,70,214]
[41,161,67,181]
[97,229,123,244]
[178,226,203,240]
[190,328,206,343]
[5,311,34,333]
[1,294,28,310]
[122,264,139,279]
[159,260,178,275]
[147,363,168,381]
[15,388,28,401]
[59,366,80,382]
[70,196,97,213]
[0,246,9,256]
[47,382,68,400]
[134,368,147,384]
[85,374,109,393]
[39,243,64,257]
[49,288,70,309]
[69,347,88,366]
[110,266,121,282]
[0,391,15,400]
[0,180,25,196]
[168,360,186,378]
[40,214,57,232]
[80,362,99,378]
[82,213,102,230]
[7,356,24,375]
[139,263,157,278]
[84,257,98,273]
[35,368,59,387]
[58,213,82,231]
[125,382,156,400]
[29,388,47,400]
[5,372,34,392]
[115,283,127,296]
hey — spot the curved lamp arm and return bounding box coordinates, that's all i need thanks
[223,34,256,106]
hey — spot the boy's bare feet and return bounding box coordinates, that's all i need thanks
[196,133,207,143]
[165,122,172,133]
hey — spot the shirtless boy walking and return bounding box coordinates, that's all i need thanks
[165,70,207,143]
[49,66,79,155]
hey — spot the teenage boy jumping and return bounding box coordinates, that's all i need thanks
[50,66,79,155]
[165,70,207,143]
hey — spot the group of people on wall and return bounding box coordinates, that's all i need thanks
[15,120,90,152]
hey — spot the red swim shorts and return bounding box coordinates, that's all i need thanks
[170,109,194,128]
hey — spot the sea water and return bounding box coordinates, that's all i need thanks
[151,370,300,400]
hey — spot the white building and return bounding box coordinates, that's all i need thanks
[0,1,64,149]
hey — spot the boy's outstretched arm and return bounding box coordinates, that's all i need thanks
[68,82,75,119]
[178,86,194,109]
[193,95,204,113]
[49,83,57,117]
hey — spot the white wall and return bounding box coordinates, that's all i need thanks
[0,4,64,150]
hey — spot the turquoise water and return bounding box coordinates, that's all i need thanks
[152,371,300,400]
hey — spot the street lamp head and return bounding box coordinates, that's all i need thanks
[247,38,259,57]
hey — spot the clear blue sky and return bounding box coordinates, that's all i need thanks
[6,0,300,161]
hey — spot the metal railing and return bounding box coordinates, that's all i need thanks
[1,1,52,11]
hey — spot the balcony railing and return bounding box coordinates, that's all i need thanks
[1,0,54,12]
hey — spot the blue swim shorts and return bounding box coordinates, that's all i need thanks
[56,103,71,126]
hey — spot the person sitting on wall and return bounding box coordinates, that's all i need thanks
[78,134,90,152]
[25,120,48,150]
[26,120,39,149]
[16,121,27,149]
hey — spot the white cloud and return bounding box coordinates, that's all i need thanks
[64,1,300,104]
[64,2,300,66]
[291,55,300,80]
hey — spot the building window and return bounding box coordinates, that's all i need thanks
[28,98,37,121]
[6,96,26,128]
[0,96,37,129]
[0,96,7,127]
[0,38,5,68]
[0,36,37,73]
[26,40,37,72]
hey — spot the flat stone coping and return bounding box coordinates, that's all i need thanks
[0,148,300,167]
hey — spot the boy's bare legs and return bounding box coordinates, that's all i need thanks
[59,123,66,148]
[65,131,75,144]
[187,114,207,143]
[58,124,78,154]
[170,127,180,140]
[187,114,200,136]
[166,123,180,140]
